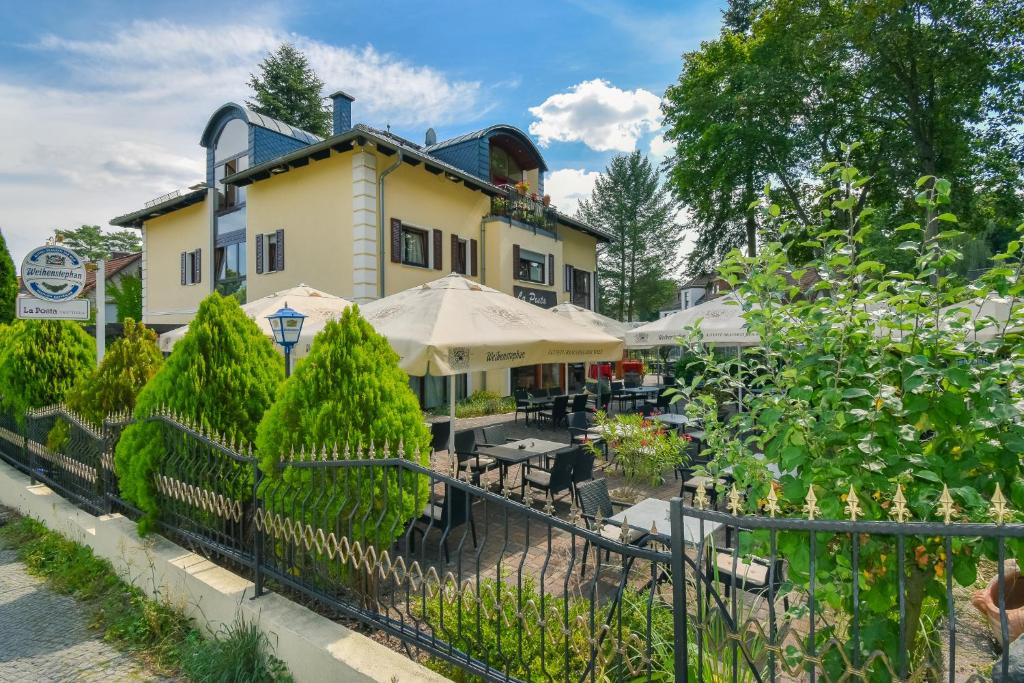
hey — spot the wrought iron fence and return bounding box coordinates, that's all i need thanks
[1,403,1022,681]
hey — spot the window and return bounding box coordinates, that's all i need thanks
[215,242,247,285]
[572,269,591,309]
[517,248,546,283]
[180,249,201,285]
[489,144,523,186]
[401,226,429,267]
[267,232,280,273]
[215,156,248,212]
[215,118,248,161]
[255,230,284,274]
[452,236,467,275]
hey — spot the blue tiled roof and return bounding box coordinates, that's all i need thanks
[199,103,322,148]
[424,124,548,172]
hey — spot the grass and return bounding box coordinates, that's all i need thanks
[0,514,291,682]
[428,390,515,418]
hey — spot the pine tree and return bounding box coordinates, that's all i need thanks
[256,307,431,550]
[247,43,330,138]
[114,293,284,529]
[65,319,162,425]
[0,321,95,420]
[0,229,16,325]
[576,151,682,321]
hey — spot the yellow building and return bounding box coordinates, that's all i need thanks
[111,94,611,406]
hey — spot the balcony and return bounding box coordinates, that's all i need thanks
[489,185,558,235]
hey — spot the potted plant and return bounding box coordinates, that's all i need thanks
[514,180,530,196]
[586,412,684,502]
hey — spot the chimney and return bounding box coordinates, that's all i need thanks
[329,90,355,135]
[425,127,437,146]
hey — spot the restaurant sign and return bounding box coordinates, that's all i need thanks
[20,245,86,302]
[514,285,555,309]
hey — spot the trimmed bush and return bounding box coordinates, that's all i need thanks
[114,293,283,528]
[0,229,16,325]
[65,318,163,425]
[0,320,94,420]
[256,306,430,549]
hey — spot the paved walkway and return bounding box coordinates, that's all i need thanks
[0,545,165,682]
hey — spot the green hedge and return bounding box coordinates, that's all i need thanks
[0,320,94,422]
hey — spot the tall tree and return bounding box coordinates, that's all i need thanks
[0,229,16,325]
[577,152,681,321]
[54,225,141,261]
[247,43,330,138]
[662,0,1024,275]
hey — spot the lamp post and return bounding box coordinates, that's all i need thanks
[267,302,306,377]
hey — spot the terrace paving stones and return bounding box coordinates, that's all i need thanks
[0,545,171,682]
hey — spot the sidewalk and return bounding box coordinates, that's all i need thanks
[0,544,168,682]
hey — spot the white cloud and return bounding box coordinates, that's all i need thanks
[545,168,601,215]
[528,79,662,153]
[648,132,673,159]
[0,20,483,266]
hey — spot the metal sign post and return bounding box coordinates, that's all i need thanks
[95,260,105,364]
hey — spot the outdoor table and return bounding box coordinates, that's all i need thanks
[608,497,722,545]
[619,386,658,410]
[651,413,694,429]
[522,396,555,424]
[478,438,567,490]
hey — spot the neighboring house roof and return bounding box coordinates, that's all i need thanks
[82,252,142,295]
[199,103,322,147]
[681,274,716,289]
[110,187,206,228]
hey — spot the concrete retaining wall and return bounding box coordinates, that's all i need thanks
[0,459,449,683]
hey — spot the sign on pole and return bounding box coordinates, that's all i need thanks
[20,245,86,302]
[17,244,93,323]
[17,296,91,321]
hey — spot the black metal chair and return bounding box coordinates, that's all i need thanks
[571,448,595,496]
[570,393,589,413]
[411,482,477,563]
[610,381,632,411]
[706,532,790,611]
[522,446,577,504]
[430,420,451,453]
[576,478,646,577]
[478,424,514,447]
[538,395,569,430]
[514,389,539,424]
[454,429,498,485]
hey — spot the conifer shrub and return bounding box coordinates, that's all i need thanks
[47,319,164,453]
[255,306,431,551]
[0,320,94,422]
[114,293,283,529]
[66,318,163,425]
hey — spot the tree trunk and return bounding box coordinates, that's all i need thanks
[745,174,757,257]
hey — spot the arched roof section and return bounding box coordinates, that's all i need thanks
[199,102,322,148]
[425,124,548,172]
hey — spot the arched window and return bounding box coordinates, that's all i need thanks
[215,118,248,162]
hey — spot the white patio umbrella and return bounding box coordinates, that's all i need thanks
[548,302,628,340]
[940,296,1022,341]
[625,294,759,349]
[158,284,353,355]
[358,273,624,454]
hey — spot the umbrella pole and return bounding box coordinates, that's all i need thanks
[448,374,456,458]
[736,346,744,412]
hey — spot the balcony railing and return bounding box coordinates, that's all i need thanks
[489,186,558,234]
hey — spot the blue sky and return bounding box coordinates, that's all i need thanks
[0,0,724,264]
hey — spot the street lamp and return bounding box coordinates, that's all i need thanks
[267,302,306,377]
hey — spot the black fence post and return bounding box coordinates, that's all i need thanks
[23,412,34,486]
[251,460,264,599]
[669,497,688,682]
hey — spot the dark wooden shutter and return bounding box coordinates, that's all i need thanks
[390,218,402,263]
[180,252,187,285]
[432,229,443,270]
[451,234,460,273]
[584,271,592,309]
[547,254,555,286]
[470,239,478,277]
[255,234,264,274]
[193,249,201,284]
[512,244,520,280]
[275,229,285,271]
[564,265,573,293]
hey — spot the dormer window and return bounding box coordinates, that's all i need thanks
[490,146,523,187]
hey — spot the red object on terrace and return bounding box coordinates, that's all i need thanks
[621,360,643,375]
[589,363,613,380]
